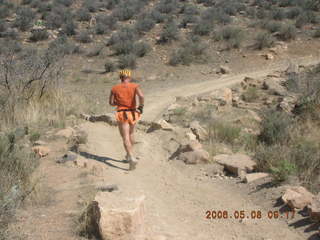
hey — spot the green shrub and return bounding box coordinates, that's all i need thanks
[118,54,137,69]
[86,45,103,57]
[314,29,320,38]
[29,29,49,42]
[242,87,259,102]
[29,131,40,143]
[95,23,108,35]
[192,20,213,36]
[108,27,137,46]
[270,7,286,20]
[262,20,282,33]
[96,15,117,31]
[286,7,302,19]
[156,0,179,14]
[169,48,193,66]
[14,7,35,31]
[114,5,135,21]
[54,0,73,7]
[180,14,198,28]
[104,60,116,73]
[61,19,77,36]
[208,121,241,145]
[83,0,98,12]
[150,9,166,23]
[76,8,91,22]
[158,20,179,43]
[254,32,274,49]
[76,31,92,43]
[112,40,134,55]
[135,17,155,34]
[258,110,292,145]
[278,24,297,41]
[221,26,244,49]
[133,42,151,57]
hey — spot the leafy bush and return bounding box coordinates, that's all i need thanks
[180,14,198,28]
[0,19,7,34]
[29,29,49,42]
[14,7,35,31]
[208,121,241,145]
[104,60,116,73]
[169,48,193,66]
[261,20,282,33]
[286,7,302,19]
[29,131,40,143]
[61,19,77,36]
[96,14,117,31]
[192,20,212,36]
[254,32,275,49]
[108,27,137,46]
[180,3,199,15]
[76,8,91,22]
[86,45,104,57]
[270,7,286,20]
[83,0,99,12]
[118,54,137,69]
[150,9,166,23]
[278,24,297,41]
[135,17,155,34]
[220,26,244,49]
[49,36,81,55]
[242,87,259,102]
[158,20,179,43]
[76,31,92,43]
[156,0,179,14]
[258,110,292,145]
[112,40,134,55]
[95,23,108,35]
[54,0,73,7]
[133,41,151,57]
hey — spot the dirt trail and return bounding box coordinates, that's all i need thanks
[75,55,320,239]
[144,55,320,121]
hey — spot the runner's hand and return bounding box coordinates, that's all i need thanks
[137,105,144,114]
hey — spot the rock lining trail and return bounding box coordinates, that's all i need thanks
[76,55,320,239]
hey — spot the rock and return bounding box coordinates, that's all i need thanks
[209,88,233,106]
[214,154,256,176]
[308,195,320,222]
[147,119,174,133]
[84,192,145,240]
[265,53,274,60]
[33,140,47,146]
[205,163,225,177]
[32,146,50,158]
[56,152,77,164]
[97,184,119,192]
[190,121,208,141]
[282,186,315,209]
[218,65,231,74]
[184,140,203,151]
[277,95,298,113]
[286,63,299,75]
[263,79,287,96]
[178,149,210,164]
[185,131,197,141]
[241,77,262,89]
[247,109,262,122]
[81,113,117,126]
[244,173,270,183]
[55,127,76,139]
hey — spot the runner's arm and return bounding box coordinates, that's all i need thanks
[136,87,144,106]
[109,90,116,106]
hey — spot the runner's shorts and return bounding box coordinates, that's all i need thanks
[115,110,141,125]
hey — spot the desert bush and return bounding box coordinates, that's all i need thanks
[0,20,7,34]
[113,4,135,21]
[54,0,73,7]
[112,40,134,55]
[215,10,232,24]
[108,27,137,46]
[278,24,297,41]
[135,17,155,34]
[270,7,286,20]
[156,0,179,14]
[49,36,81,55]
[180,14,198,28]
[0,132,39,234]
[254,32,275,49]
[258,110,292,145]
[101,0,120,10]
[1,28,19,40]
[208,121,241,145]
[29,131,40,143]
[255,144,296,182]
[150,9,166,23]
[83,0,99,12]
[220,26,244,49]
[180,3,199,15]
[29,29,49,42]
[192,20,213,36]
[76,31,92,43]
[96,14,117,31]
[286,7,302,19]
[44,12,63,29]
[61,19,77,36]
[14,7,35,31]
[118,54,137,69]
[104,60,116,73]
[36,2,52,14]
[261,20,282,33]
[133,42,151,57]
[278,0,297,7]
[158,20,179,43]
[76,8,91,22]
[295,11,319,28]
[196,0,215,7]
[242,87,259,102]
[169,48,193,66]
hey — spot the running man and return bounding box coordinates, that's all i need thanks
[109,69,144,170]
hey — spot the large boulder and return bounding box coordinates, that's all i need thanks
[308,194,320,222]
[282,186,315,209]
[189,121,208,141]
[214,154,256,176]
[83,192,145,240]
[178,149,210,164]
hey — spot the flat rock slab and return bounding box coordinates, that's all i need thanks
[282,186,314,209]
[214,154,256,176]
[244,172,270,183]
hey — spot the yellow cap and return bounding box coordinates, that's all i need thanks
[119,69,131,78]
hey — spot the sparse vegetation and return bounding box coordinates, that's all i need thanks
[242,87,259,102]
[29,29,49,42]
[254,32,275,49]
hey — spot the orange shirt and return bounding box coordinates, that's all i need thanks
[111,82,139,110]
